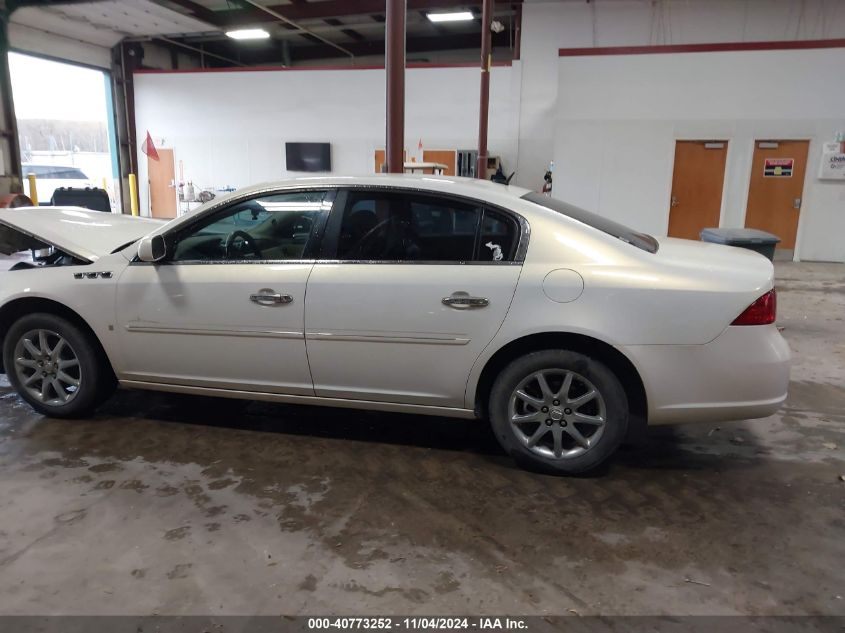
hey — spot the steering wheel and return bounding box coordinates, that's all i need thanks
[350,218,391,259]
[225,230,263,259]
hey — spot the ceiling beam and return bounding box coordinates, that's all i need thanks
[7,0,98,9]
[154,0,233,28]
[212,0,518,27]
[190,29,511,67]
[289,30,512,62]
[323,17,367,43]
[156,36,247,67]
[240,0,354,58]
[341,28,367,43]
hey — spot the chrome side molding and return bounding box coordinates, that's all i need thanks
[118,379,478,420]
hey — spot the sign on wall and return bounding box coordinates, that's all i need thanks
[763,158,794,177]
[818,141,845,181]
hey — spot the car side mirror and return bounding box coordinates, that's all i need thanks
[137,235,167,262]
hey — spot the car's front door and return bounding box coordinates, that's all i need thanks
[304,188,525,408]
[115,189,333,394]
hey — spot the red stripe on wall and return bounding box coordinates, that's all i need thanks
[558,38,845,57]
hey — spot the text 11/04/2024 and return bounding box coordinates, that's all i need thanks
[307,617,529,630]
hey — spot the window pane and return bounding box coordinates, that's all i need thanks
[521,191,658,254]
[477,209,517,262]
[172,190,327,262]
[336,192,480,262]
[409,198,479,261]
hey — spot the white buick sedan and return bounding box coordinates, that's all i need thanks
[0,176,789,473]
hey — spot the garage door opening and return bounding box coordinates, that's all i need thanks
[8,52,120,212]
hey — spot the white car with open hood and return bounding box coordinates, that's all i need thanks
[0,175,789,473]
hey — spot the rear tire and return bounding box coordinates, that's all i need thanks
[3,313,115,418]
[489,350,628,475]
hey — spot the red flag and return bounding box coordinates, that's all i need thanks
[418,138,423,150]
[141,131,159,161]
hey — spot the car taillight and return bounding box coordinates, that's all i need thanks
[731,289,777,326]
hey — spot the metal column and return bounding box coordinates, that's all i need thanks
[385,0,405,174]
[0,3,22,195]
[111,41,143,214]
[476,0,493,179]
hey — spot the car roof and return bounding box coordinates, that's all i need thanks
[226,174,533,205]
[148,174,541,239]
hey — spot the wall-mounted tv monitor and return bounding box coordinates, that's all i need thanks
[285,142,331,172]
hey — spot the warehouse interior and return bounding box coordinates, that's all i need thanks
[0,0,843,625]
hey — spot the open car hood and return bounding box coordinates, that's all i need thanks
[0,207,165,263]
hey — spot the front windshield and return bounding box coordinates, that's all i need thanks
[111,238,140,254]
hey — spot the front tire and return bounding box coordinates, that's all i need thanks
[3,313,115,418]
[489,350,628,475]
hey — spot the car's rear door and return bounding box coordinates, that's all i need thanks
[115,189,333,394]
[304,187,525,409]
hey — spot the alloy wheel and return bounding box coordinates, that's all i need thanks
[508,369,606,460]
[13,329,82,406]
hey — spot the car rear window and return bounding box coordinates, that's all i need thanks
[522,192,658,254]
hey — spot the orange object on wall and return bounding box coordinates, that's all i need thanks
[422,150,457,176]
[0,194,34,208]
[148,149,177,219]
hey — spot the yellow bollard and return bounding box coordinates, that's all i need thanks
[128,173,139,216]
[26,174,38,206]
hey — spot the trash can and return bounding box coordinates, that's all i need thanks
[699,228,781,261]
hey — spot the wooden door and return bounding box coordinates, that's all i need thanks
[744,140,809,250]
[667,141,728,240]
[422,150,457,176]
[148,149,176,219]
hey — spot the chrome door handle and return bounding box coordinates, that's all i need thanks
[442,291,489,309]
[250,289,293,306]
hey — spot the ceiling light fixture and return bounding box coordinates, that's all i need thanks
[225,28,271,40]
[426,11,474,23]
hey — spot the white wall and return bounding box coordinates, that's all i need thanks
[131,0,845,261]
[552,47,845,262]
[517,0,845,192]
[133,64,521,215]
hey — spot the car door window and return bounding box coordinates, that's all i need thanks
[171,190,329,262]
[477,209,519,262]
[336,191,481,262]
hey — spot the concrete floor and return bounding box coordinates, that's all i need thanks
[0,261,842,616]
